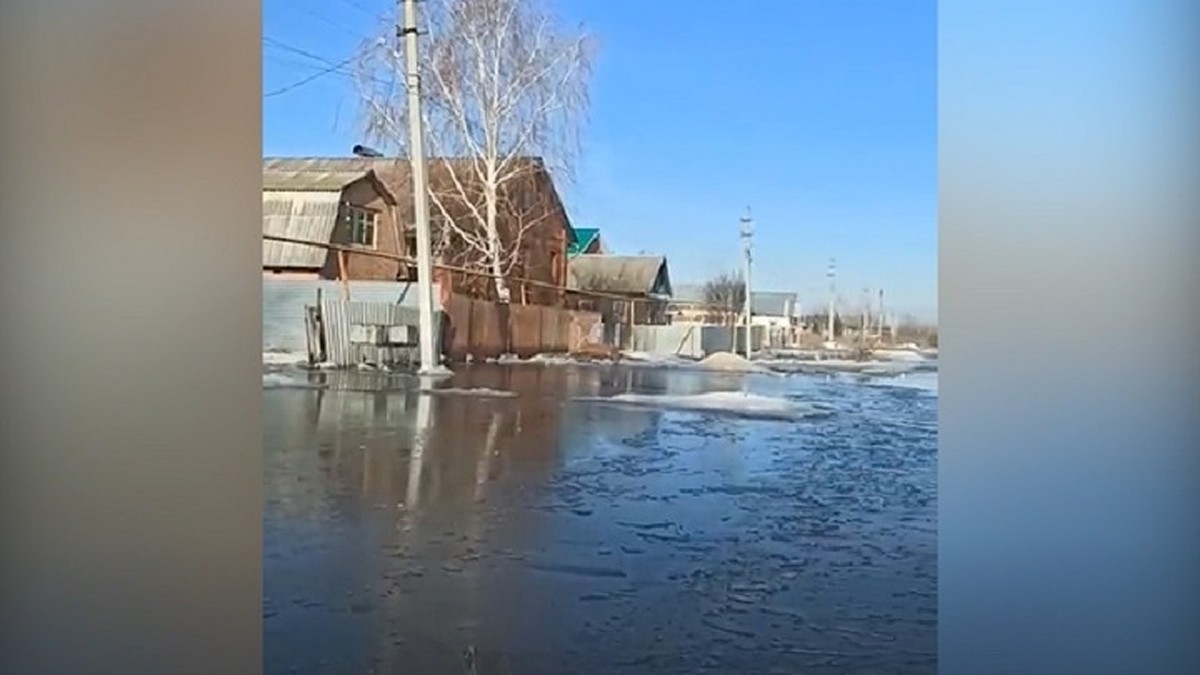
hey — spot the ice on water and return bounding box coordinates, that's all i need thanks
[577,390,827,420]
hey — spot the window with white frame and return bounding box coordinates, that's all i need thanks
[347,206,377,247]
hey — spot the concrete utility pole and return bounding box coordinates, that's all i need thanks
[877,288,885,340]
[739,208,753,360]
[826,258,836,343]
[402,0,440,374]
[861,287,870,348]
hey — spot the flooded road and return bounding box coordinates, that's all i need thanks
[264,363,937,674]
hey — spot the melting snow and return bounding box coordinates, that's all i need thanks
[869,349,928,363]
[262,372,324,389]
[262,350,307,365]
[419,387,517,399]
[576,390,828,421]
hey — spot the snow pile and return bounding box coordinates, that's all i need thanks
[620,351,691,367]
[419,387,517,399]
[485,353,526,364]
[528,353,585,366]
[263,350,307,366]
[695,351,772,374]
[620,350,669,363]
[576,390,827,421]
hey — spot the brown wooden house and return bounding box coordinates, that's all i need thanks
[262,157,573,304]
[262,167,402,280]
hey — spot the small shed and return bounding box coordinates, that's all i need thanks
[566,254,673,326]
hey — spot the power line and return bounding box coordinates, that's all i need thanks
[263,37,342,65]
[263,36,399,89]
[264,55,359,97]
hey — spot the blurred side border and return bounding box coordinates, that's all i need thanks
[0,1,1196,674]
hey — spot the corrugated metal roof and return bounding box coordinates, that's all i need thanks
[567,255,672,297]
[751,291,798,317]
[262,191,341,269]
[262,156,550,202]
[263,169,380,192]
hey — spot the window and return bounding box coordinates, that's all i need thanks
[347,206,377,248]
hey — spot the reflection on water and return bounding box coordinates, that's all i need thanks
[265,364,937,674]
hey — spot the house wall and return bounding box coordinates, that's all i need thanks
[263,278,442,354]
[751,315,793,329]
[510,169,570,306]
[321,178,402,281]
[386,163,570,306]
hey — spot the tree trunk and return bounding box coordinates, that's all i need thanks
[484,170,510,304]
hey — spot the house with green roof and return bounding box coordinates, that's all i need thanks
[566,227,602,257]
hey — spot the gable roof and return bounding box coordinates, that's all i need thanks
[567,255,672,297]
[262,156,550,199]
[751,291,798,317]
[262,156,571,238]
[567,227,601,256]
[263,167,397,200]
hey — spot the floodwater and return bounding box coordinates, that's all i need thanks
[264,362,937,674]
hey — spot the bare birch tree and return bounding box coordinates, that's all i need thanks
[357,0,594,303]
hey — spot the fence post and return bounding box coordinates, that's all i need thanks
[336,251,350,301]
[499,302,512,356]
[462,295,471,362]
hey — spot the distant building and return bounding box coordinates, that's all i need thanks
[665,283,710,324]
[566,227,603,256]
[750,291,799,328]
[566,254,673,326]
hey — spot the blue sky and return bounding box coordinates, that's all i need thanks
[264,0,936,320]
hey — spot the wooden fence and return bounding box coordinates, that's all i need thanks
[442,294,603,361]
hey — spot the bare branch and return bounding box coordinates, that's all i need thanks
[702,272,747,324]
[355,0,593,302]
